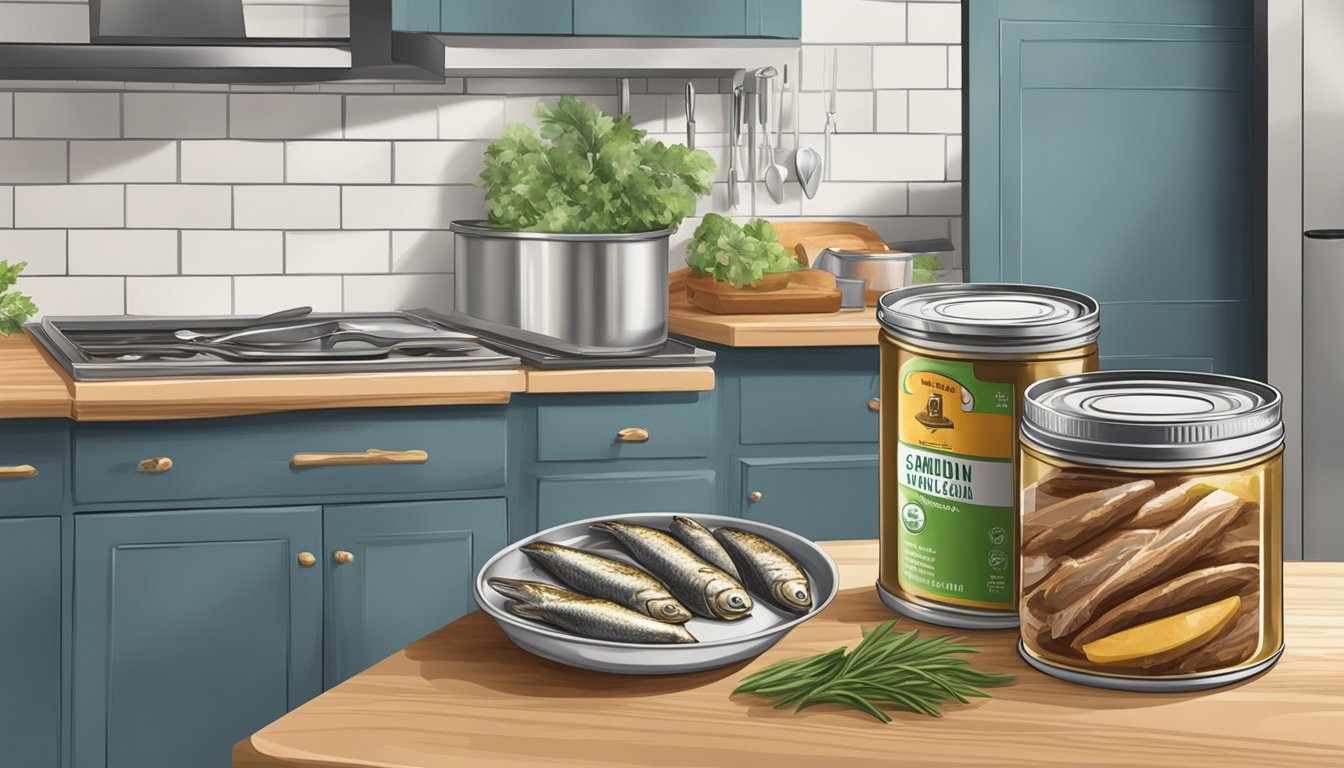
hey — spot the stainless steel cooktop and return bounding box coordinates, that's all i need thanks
[30,309,522,381]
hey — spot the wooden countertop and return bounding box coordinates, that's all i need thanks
[0,334,715,421]
[234,542,1344,768]
[667,272,880,347]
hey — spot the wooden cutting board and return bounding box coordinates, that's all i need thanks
[769,221,889,266]
[684,270,843,314]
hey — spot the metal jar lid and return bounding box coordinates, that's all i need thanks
[877,284,1100,354]
[1022,371,1284,467]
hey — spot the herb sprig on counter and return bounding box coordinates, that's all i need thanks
[0,260,37,336]
[732,620,1015,723]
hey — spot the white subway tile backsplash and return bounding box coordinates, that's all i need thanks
[908,182,962,215]
[907,3,961,44]
[127,185,231,229]
[875,90,909,132]
[0,230,65,275]
[124,93,227,138]
[19,276,124,316]
[127,277,231,315]
[14,92,119,138]
[342,274,454,313]
[801,182,908,217]
[182,230,283,274]
[234,275,342,314]
[287,141,391,184]
[801,0,906,44]
[909,89,961,133]
[6,8,965,313]
[181,141,284,183]
[394,141,488,185]
[873,46,948,89]
[0,140,66,182]
[234,185,340,229]
[828,134,946,181]
[391,231,454,274]
[0,2,89,44]
[69,230,177,275]
[230,94,342,139]
[286,231,388,274]
[341,186,485,230]
[70,141,177,183]
[0,93,12,138]
[16,185,123,228]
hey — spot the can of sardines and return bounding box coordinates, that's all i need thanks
[1018,371,1284,691]
[876,284,1100,629]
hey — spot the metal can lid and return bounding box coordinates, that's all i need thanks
[877,284,1100,353]
[1022,371,1284,466]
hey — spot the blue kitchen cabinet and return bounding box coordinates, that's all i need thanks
[323,498,508,687]
[967,0,1259,376]
[735,455,879,541]
[535,469,716,529]
[574,0,800,38]
[73,507,323,768]
[394,0,440,32]
[438,0,573,34]
[0,517,61,768]
[535,392,715,461]
[0,419,67,516]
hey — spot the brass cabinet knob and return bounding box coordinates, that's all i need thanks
[0,464,39,479]
[868,398,881,412]
[136,457,173,474]
[748,491,763,503]
[291,449,428,468]
[297,552,317,567]
[615,427,651,443]
[333,550,355,564]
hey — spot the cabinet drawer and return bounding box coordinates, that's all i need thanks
[537,470,715,529]
[73,406,507,505]
[575,0,747,36]
[441,0,573,34]
[739,372,879,445]
[0,420,66,517]
[737,456,878,541]
[535,394,715,462]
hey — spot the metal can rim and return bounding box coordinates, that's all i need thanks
[1021,370,1285,466]
[877,283,1101,352]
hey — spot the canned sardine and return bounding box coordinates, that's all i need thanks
[876,284,1101,629]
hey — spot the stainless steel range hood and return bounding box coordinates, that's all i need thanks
[0,0,442,83]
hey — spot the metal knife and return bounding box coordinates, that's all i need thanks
[684,82,696,150]
[729,84,743,209]
[825,47,839,182]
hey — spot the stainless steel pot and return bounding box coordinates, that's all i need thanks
[451,221,671,355]
[812,248,914,292]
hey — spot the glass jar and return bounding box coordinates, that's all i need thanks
[1018,371,1284,691]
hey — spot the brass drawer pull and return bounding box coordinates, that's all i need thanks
[0,464,38,479]
[333,550,356,564]
[868,398,881,412]
[291,449,429,468]
[748,491,763,503]
[615,427,650,443]
[137,457,173,474]
[297,552,317,567]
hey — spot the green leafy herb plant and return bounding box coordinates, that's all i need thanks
[911,253,942,285]
[732,620,1015,723]
[477,96,716,234]
[684,214,802,289]
[0,260,37,336]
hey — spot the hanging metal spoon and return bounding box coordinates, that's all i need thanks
[763,69,788,204]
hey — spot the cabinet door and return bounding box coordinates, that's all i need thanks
[441,0,573,34]
[394,0,440,32]
[737,456,878,541]
[74,507,322,768]
[324,499,507,687]
[575,0,748,36]
[0,518,61,768]
[536,470,716,529]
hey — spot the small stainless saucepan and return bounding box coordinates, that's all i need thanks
[811,249,915,294]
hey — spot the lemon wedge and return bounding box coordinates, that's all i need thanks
[1081,595,1241,666]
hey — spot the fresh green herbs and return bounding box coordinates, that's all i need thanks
[684,214,802,289]
[732,620,1015,723]
[911,253,941,285]
[0,260,37,336]
[477,95,716,234]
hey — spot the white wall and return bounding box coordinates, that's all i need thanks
[0,0,963,316]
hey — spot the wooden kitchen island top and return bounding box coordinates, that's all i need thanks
[234,542,1344,768]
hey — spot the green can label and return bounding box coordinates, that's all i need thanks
[896,357,1015,609]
